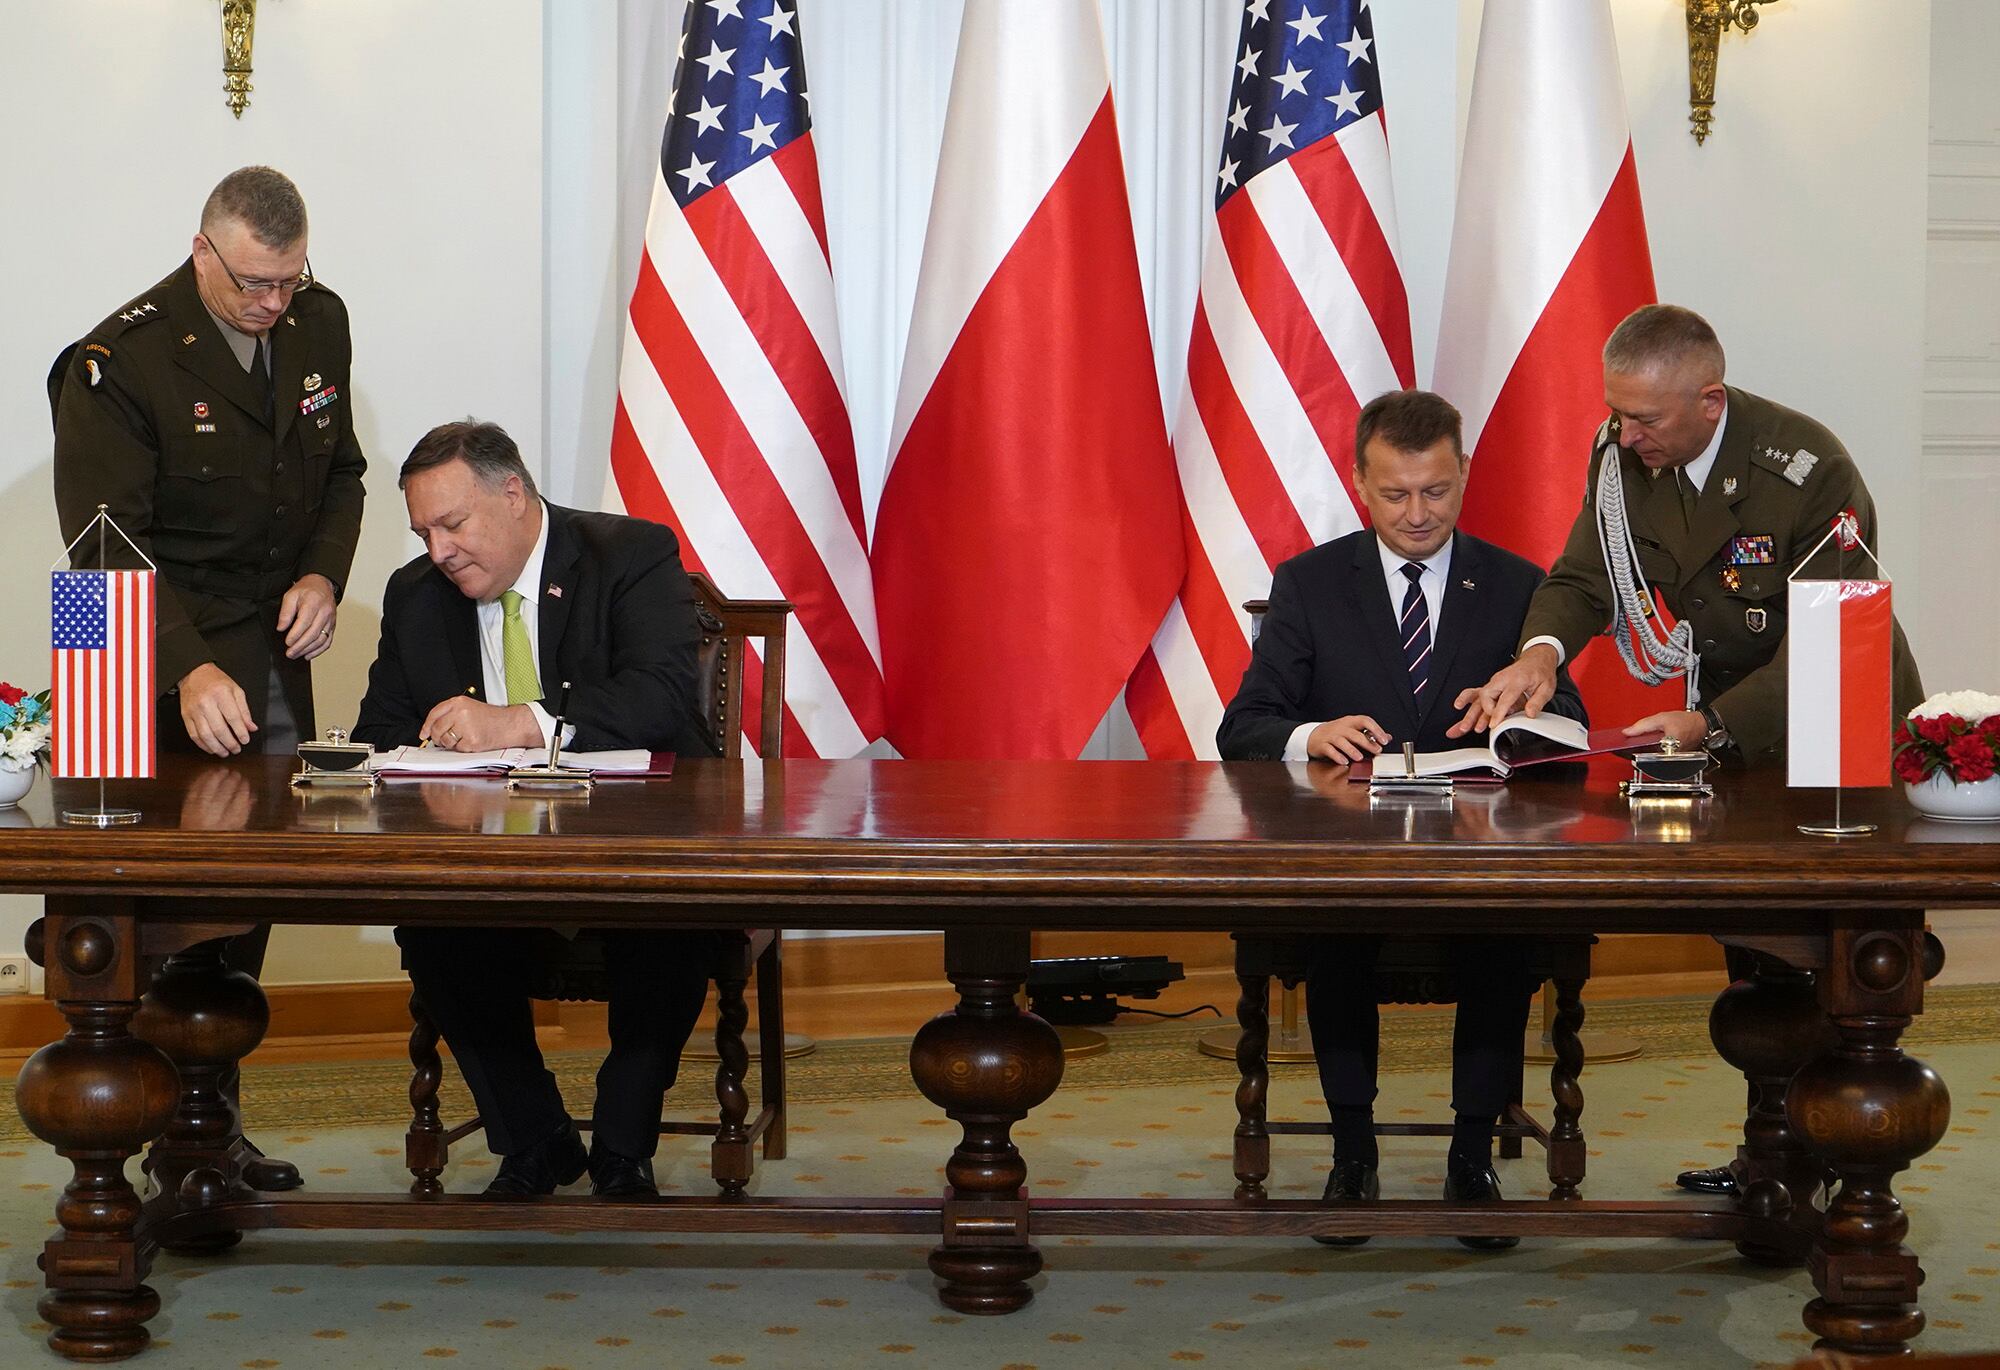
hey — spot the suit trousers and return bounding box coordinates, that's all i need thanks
[397,927,717,1158]
[1306,935,1538,1122]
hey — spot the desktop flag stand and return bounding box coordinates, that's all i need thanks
[51,505,155,826]
[1788,510,1893,837]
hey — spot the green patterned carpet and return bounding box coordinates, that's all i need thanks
[0,987,1994,1367]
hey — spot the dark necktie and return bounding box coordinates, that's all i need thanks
[252,339,273,424]
[1399,562,1431,700]
[1675,467,1698,532]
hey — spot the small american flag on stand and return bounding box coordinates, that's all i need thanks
[51,569,155,779]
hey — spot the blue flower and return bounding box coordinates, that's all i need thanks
[0,702,15,731]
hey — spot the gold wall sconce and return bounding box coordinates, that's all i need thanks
[220,0,258,118]
[1685,0,1780,144]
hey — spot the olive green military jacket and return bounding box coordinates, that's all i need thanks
[1519,386,1923,764]
[52,259,366,740]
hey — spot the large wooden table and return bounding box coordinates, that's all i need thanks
[2,756,1988,1361]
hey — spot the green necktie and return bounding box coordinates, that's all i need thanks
[500,589,540,706]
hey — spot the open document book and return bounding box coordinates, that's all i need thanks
[1350,714,1662,781]
[366,747,668,777]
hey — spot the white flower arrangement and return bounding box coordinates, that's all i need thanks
[1908,690,2000,725]
[0,685,52,774]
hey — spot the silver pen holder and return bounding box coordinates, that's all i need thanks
[292,727,378,791]
[1621,738,1713,799]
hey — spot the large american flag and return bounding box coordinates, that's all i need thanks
[1126,0,1414,758]
[606,0,883,757]
[51,570,155,779]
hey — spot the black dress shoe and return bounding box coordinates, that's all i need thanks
[483,1124,588,1197]
[1675,1163,1741,1196]
[239,1139,304,1193]
[1442,1161,1519,1251]
[588,1140,658,1199]
[1313,1159,1379,1247]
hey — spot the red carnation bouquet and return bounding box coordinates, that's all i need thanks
[1893,691,2000,785]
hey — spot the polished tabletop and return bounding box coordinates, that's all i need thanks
[1,757,1994,928]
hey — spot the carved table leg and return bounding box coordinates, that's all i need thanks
[405,993,447,1198]
[130,940,270,1254]
[1231,969,1272,1201]
[1709,952,1840,1264]
[1546,975,1587,1200]
[711,953,754,1196]
[1789,927,1951,1360]
[14,903,179,1361]
[911,928,1063,1315]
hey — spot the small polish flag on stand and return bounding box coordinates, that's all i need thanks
[1788,513,1893,789]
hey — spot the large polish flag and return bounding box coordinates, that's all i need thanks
[1126,0,1414,759]
[871,0,1181,760]
[607,0,884,757]
[1788,578,1894,788]
[1431,0,1672,725]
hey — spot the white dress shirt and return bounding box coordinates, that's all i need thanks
[1283,535,1455,760]
[1525,398,1729,666]
[474,503,569,750]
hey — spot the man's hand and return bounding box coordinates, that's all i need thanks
[178,663,257,757]
[420,698,544,753]
[1306,715,1391,764]
[277,573,338,661]
[1451,643,1560,737]
[1625,709,1706,748]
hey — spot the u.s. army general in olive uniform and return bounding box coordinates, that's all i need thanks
[52,165,364,758]
[1458,304,1922,765]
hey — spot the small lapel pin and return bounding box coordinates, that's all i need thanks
[1722,476,1737,496]
[1460,578,1475,590]
[546,583,563,599]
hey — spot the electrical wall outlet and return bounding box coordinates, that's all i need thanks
[0,956,28,995]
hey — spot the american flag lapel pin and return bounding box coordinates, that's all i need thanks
[546,583,562,600]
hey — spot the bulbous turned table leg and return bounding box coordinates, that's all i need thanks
[131,940,271,1254]
[1788,929,1952,1360]
[911,930,1063,1315]
[14,910,180,1361]
[1708,954,1840,1264]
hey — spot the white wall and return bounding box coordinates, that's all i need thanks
[0,0,543,978]
[0,1,1969,981]
[1922,0,2000,694]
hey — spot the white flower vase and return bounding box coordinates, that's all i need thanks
[0,767,34,810]
[1903,771,2000,822]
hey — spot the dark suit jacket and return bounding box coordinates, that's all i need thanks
[1217,529,1586,761]
[352,502,718,757]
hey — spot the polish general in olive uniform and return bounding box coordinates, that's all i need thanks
[1459,304,1922,765]
[52,165,365,760]
[1457,303,1925,1202]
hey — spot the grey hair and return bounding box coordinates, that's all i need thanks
[200,166,309,249]
[1602,304,1726,385]
[398,419,540,498]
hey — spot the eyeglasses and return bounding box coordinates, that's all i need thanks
[199,234,313,298]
